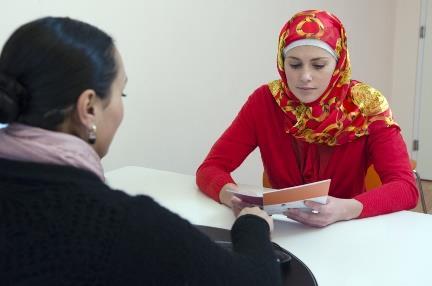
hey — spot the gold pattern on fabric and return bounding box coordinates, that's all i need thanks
[335,38,342,58]
[385,116,396,127]
[351,83,389,116]
[268,80,284,106]
[369,113,397,127]
[296,10,322,17]
[277,31,287,70]
[319,89,333,105]
[337,66,351,87]
[296,16,325,38]
[268,80,282,96]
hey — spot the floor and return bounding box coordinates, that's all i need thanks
[411,180,432,214]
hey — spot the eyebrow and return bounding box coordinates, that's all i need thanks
[286,56,330,61]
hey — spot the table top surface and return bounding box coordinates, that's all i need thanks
[106,166,432,286]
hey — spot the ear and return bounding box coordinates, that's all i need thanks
[75,89,98,128]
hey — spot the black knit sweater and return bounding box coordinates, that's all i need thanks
[0,158,282,286]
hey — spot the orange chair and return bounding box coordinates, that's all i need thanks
[263,172,271,188]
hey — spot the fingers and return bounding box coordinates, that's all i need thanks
[238,205,263,215]
[231,197,255,209]
[231,197,255,216]
[283,197,349,227]
[232,204,242,216]
[284,208,330,228]
[231,196,242,204]
[303,200,323,213]
[219,183,240,207]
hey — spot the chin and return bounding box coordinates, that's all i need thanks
[292,92,319,103]
[294,96,317,104]
[93,145,108,159]
[99,149,108,159]
[301,98,318,104]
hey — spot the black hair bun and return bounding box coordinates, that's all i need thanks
[0,73,28,123]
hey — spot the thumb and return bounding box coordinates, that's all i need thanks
[225,183,239,192]
[304,200,323,211]
[231,196,242,204]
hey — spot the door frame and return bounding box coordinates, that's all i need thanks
[412,0,429,161]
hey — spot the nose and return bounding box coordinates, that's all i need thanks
[300,69,312,83]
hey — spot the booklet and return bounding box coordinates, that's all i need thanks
[226,179,331,215]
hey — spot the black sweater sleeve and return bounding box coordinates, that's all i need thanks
[108,195,282,286]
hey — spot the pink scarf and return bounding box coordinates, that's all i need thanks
[0,123,104,181]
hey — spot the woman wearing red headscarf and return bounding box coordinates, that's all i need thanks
[196,10,418,227]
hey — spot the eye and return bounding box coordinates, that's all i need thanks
[121,93,127,98]
[289,64,302,69]
[313,64,325,70]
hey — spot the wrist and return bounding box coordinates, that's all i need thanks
[219,190,231,207]
[344,199,363,220]
[219,184,236,207]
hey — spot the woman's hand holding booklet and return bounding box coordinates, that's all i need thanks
[226,179,331,215]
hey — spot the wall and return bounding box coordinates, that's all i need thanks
[391,0,421,155]
[1,0,417,186]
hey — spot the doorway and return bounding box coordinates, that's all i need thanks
[414,0,432,180]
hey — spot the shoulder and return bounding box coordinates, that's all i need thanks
[232,83,277,120]
[241,82,278,109]
[63,172,161,220]
[82,182,162,216]
[248,83,274,101]
[118,191,189,229]
[349,81,390,116]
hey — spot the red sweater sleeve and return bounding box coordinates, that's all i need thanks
[354,123,418,218]
[196,89,261,201]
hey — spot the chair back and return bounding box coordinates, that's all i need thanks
[365,160,417,191]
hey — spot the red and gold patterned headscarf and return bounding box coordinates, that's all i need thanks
[269,10,396,146]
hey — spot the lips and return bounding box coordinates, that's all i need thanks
[297,87,316,90]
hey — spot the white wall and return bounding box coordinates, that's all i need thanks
[1,0,418,186]
[391,0,421,154]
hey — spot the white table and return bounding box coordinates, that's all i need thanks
[106,166,432,286]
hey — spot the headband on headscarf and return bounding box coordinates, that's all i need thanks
[283,39,338,60]
[268,9,396,146]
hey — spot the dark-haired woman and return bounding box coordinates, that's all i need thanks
[0,17,281,286]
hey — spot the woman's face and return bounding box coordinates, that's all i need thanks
[284,45,336,103]
[93,49,127,158]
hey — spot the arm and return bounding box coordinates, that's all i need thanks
[284,124,417,226]
[354,123,418,218]
[111,196,282,286]
[196,91,260,202]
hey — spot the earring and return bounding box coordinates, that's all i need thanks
[88,124,97,144]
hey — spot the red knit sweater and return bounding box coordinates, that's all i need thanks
[196,85,418,218]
